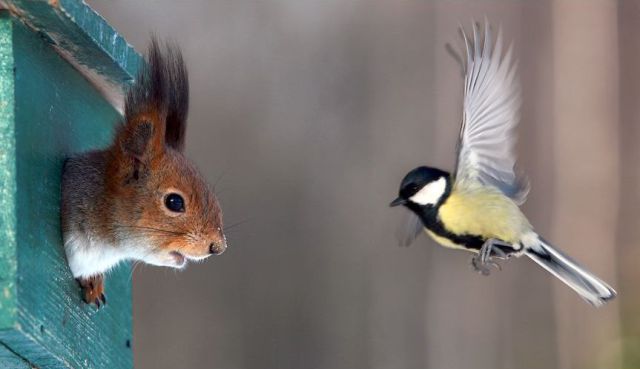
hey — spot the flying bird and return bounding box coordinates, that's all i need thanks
[390,21,616,307]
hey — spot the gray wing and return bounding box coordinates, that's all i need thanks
[395,211,424,247]
[454,20,529,204]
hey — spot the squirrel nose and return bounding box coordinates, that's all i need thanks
[209,241,227,255]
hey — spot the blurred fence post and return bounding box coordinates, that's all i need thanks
[618,0,640,367]
[551,1,621,368]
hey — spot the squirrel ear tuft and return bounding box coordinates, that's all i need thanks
[125,37,168,123]
[123,38,189,154]
[165,43,189,152]
[118,37,178,164]
[116,115,165,166]
[117,37,189,164]
[121,120,153,158]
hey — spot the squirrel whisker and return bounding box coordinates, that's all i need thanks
[112,224,187,236]
[223,219,251,232]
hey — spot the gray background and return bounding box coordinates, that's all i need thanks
[88,1,639,368]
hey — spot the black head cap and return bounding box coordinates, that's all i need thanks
[390,166,450,207]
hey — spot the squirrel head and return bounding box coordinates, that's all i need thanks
[104,38,226,269]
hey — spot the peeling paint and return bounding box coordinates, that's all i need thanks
[53,44,125,113]
[1,0,141,112]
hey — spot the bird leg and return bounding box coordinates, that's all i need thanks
[471,239,512,276]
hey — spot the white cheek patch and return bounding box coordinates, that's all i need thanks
[409,177,447,205]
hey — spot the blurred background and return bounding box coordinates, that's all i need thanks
[87,1,639,368]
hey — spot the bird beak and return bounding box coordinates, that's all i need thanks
[389,197,407,207]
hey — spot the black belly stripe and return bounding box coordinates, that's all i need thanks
[416,206,486,250]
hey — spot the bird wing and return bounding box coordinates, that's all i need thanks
[453,21,529,204]
[395,211,424,247]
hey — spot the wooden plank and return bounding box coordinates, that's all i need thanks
[2,0,142,111]
[0,344,32,369]
[0,10,17,332]
[0,11,134,369]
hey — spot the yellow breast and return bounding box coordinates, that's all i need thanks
[430,184,531,246]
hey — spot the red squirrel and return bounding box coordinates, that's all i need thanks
[61,39,226,307]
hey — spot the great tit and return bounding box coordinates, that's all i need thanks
[390,21,616,307]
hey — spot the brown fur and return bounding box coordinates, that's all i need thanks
[61,39,225,307]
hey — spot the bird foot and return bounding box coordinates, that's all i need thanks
[471,239,511,276]
[471,256,500,276]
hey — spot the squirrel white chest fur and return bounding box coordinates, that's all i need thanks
[64,232,129,278]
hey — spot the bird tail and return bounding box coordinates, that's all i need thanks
[524,235,616,307]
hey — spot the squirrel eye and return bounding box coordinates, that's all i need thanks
[164,193,185,213]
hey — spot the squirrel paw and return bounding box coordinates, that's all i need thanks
[77,275,107,308]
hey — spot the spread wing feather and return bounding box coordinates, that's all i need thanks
[454,20,529,204]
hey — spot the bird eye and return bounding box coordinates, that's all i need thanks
[164,193,185,213]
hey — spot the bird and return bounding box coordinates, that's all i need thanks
[389,20,616,307]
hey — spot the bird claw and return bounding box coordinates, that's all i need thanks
[471,239,510,276]
[471,256,491,276]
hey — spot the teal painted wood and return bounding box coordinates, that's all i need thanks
[0,344,32,369]
[0,6,139,369]
[0,10,17,332]
[5,0,141,88]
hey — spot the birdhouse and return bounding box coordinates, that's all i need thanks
[0,1,140,368]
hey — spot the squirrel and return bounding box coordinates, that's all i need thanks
[61,39,226,307]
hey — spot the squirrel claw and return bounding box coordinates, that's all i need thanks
[77,275,106,308]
